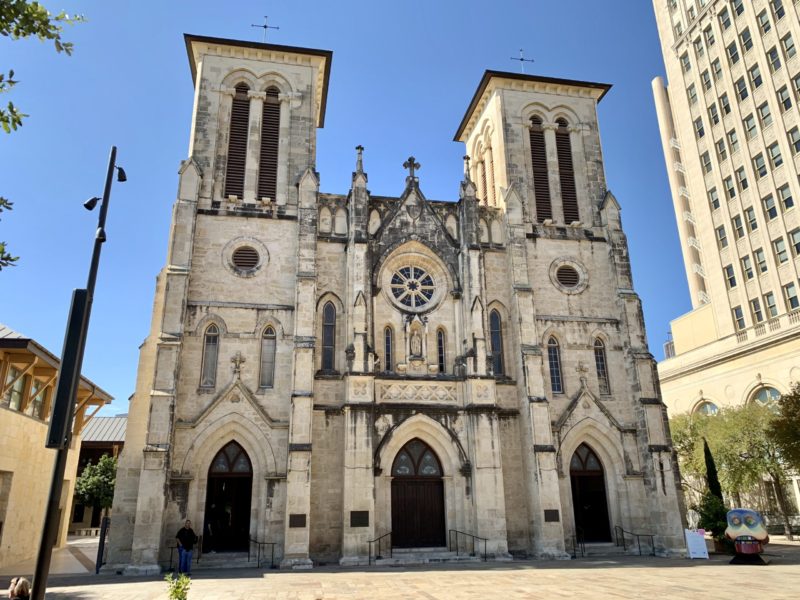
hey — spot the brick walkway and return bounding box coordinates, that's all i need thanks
[32,544,800,599]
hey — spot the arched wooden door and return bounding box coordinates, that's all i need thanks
[391,439,446,548]
[570,443,611,542]
[204,441,252,552]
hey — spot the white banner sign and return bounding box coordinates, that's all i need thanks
[685,529,709,559]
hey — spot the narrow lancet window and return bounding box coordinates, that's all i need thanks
[224,83,250,199]
[437,329,446,374]
[201,324,219,387]
[490,310,504,376]
[594,338,610,395]
[322,302,336,371]
[258,86,281,200]
[529,116,552,222]
[260,326,276,387]
[384,327,393,372]
[556,119,579,223]
[548,337,563,393]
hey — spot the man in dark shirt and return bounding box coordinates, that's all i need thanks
[176,519,198,575]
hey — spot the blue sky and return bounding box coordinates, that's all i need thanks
[0,0,688,416]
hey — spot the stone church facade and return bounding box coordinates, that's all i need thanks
[108,34,685,571]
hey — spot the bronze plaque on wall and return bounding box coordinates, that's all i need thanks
[289,513,307,528]
[350,511,369,527]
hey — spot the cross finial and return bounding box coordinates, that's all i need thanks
[231,352,246,376]
[355,145,364,173]
[403,156,421,180]
[251,16,279,42]
[575,362,588,375]
[510,48,535,73]
[463,155,471,180]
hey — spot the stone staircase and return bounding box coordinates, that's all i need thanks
[189,551,260,571]
[375,547,483,566]
[578,543,632,558]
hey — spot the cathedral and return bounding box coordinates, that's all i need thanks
[108,34,685,571]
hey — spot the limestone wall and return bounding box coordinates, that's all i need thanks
[309,410,344,563]
[0,414,79,567]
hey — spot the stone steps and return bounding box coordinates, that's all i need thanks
[574,543,639,558]
[190,551,266,571]
[375,548,483,566]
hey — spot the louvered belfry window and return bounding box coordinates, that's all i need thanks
[258,86,281,201]
[224,83,250,199]
[556,119,579,224]
[529,116,552,222]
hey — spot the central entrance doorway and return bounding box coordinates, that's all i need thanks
[570,443,611,542]
[391,438,446,548]
[204,441,252,553]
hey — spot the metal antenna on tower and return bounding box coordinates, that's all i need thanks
[251,16,279,42]
[509,48,535,73]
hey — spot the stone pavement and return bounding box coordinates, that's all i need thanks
[23,542,800,600]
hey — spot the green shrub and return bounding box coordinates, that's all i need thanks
[165,573,191,600]
[696,491,728,541]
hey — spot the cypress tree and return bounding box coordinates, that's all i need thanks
[703,437,723,500]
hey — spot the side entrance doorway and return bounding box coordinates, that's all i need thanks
[391,438,446,548]
[570,443,612,542]
[204,441,252,553]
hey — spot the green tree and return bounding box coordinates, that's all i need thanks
[670,403,795,539]
[0,1,84,269]
[74,454,117,517]
[768,383,800,472]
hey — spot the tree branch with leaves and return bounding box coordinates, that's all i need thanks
[0,0,84,269]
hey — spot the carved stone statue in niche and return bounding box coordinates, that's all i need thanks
[410,330,422,356]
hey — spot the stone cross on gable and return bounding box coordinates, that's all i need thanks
[231,352,246,376]
[403,156,421,179]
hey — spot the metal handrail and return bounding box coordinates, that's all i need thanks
[248,537,277,568]
[614,525,655,556]
[570,526,585,559]
[448,529,488,561]
[368,531,392,565]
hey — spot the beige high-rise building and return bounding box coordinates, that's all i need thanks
[652,0,800,510]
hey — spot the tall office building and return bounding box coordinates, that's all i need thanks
[652,0,800,509]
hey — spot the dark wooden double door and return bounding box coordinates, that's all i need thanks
[391,479,446,548]
[390,438,446,548]
[203,441,253,553]
[570,444,611,542]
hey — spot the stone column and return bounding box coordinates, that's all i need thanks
[542,123,564,224]
[466,383,511,558]
[282,168,319,569]
[213,88,235,202]
[243,91,265,203]
[340,377,375,565]
[568,126,588,225]
[276,94,292,206]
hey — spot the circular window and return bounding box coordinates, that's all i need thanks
[549,259,587,294]
[556,265,580,288]
[390,266,435,308]
[232,246,259,271]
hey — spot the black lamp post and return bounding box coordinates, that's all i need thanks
[32,146,125,600]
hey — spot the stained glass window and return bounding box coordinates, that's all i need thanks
[390,266,435,309]
[391,439,443,477]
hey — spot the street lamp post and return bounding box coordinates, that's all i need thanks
[32,146,124,600]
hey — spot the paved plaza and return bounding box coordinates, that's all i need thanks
[21,541,800,600]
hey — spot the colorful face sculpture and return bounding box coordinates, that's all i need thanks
[725,508,768,543]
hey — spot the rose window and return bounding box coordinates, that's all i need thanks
[390,267,435,308]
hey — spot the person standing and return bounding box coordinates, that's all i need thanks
[175,519,198,575]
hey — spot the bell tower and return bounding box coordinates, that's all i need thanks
[184,34,331,210]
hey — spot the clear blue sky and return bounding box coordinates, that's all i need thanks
[1,0,688,416]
